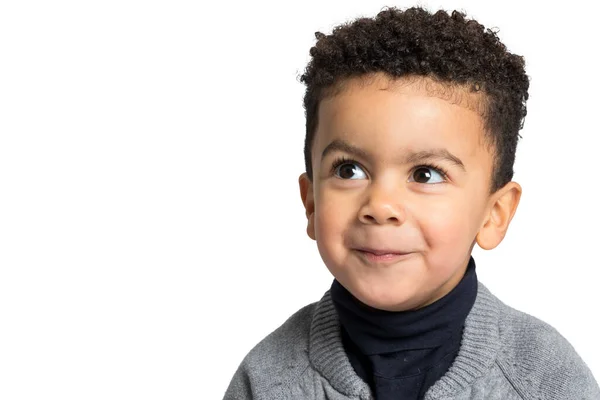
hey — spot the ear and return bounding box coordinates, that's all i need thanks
[476,181,522,250]
[299,173,316,240]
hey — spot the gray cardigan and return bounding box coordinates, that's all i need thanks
[224,283,599,399]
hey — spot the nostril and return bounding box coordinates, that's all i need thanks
[360,212,403,225]
[364,215,377,222]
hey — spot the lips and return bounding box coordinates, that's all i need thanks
[353,247,413,264]
[355,247,410,256]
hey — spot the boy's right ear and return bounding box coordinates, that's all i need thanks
[299,173,316,240]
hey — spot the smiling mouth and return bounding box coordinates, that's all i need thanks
[354,249,413,264]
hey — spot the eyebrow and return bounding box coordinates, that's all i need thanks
[321,139,466,171]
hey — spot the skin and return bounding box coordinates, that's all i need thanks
[299,73,521,312]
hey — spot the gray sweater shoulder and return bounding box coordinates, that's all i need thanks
[223,302,316,400]
[496,303,600,399]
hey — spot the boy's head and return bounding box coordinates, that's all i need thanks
[298,7,529,311]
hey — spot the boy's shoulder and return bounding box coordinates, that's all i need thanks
[245,300,315,368]
[223,301,317,399]
[491,288,599,399]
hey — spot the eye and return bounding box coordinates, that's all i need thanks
[409,166,446,184]
[334,161,367,180]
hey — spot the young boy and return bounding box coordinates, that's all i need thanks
[224,6,599,400]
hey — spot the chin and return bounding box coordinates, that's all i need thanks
[363,296,425,312]
[346,277,428,312]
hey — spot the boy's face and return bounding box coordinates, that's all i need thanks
[299,74,521,312]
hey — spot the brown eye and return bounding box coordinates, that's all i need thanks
[413,167,431,183]
[409,167,444,184]
[334,162,366,180]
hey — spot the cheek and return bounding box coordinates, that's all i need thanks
[414,195,482,248]
[313,188,357,253]
[315,196,348,238]
[314,198,350,271]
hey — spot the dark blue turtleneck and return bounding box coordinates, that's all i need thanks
[330,257,478,399]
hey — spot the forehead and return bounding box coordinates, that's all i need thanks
[313,74,492,165]
[322,73,487,116]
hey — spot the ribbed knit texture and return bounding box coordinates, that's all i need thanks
[224,282,600,400]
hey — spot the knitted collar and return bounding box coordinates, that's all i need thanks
[308,275,501,400]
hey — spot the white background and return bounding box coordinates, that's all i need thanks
[1,0,599,398]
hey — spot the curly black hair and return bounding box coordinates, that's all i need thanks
[299,6,529,193]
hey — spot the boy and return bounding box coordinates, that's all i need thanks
[224,6,600,400]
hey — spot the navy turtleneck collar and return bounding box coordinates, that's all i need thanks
[330,257,478,399]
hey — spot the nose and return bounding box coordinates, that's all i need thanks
[358,183,406,225]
